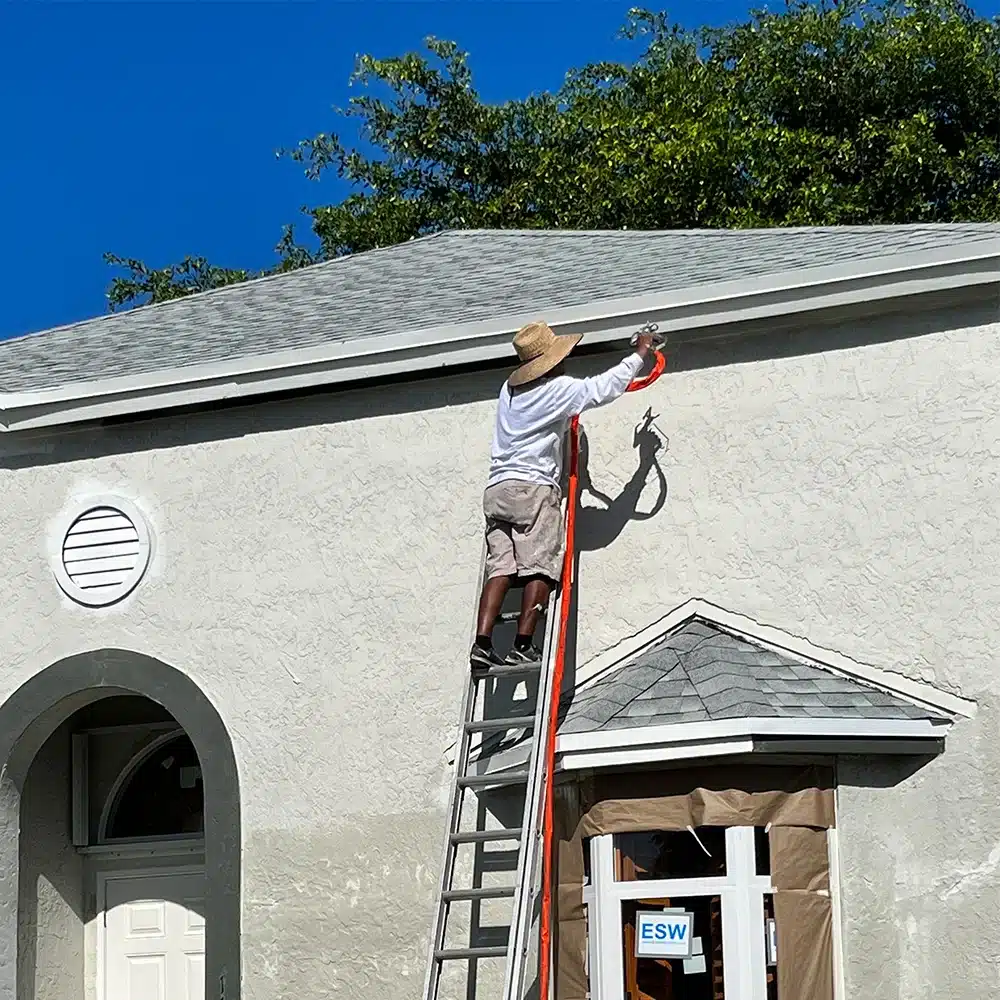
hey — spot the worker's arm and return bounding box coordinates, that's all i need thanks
[557,334,656,417]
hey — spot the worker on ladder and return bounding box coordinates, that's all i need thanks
[470,321,658,671]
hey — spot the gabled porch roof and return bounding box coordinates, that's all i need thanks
[472,604,960,778]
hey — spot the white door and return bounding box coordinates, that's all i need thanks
[104,872,206,1000]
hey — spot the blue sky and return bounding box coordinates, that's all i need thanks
[1,0,997,341]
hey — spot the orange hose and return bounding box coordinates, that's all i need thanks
[537,348,666,1000]
[626,349,666,393]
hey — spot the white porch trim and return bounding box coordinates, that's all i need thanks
[556,715,948,772]
[473,714,948,779]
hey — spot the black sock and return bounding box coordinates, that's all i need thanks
[514,633,533,651]
[475,635,493,651]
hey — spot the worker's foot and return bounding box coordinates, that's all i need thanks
[504,644,543,665]
[470,642,504,673]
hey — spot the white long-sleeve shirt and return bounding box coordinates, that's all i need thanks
[487,353,645,489]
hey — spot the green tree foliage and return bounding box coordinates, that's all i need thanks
[106,0,1000,309]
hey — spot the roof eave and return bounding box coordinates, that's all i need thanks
[557,715,951,772]
[470,716,950,783]
[460,714,952,784]
[1,241,996,434]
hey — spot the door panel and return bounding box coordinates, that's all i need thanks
[105,872,206,1000]
[184,953,205,1000]
[124,955,165,1000]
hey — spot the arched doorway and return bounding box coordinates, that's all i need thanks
[0,651,240,1000]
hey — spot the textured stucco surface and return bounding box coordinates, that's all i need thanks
[0,291,997,998]
[17,724,83,1000]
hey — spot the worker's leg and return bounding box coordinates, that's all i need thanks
[515,575,552,638]
[472,486,518,670]
[476,575,512,639]
[507,485,564,664]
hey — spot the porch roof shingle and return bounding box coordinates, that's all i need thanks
[560,617,950,734]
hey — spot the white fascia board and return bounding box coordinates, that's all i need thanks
[556,715,951,756]
[573,598,977,720]
[474,716,947,777]
[0,242,996,432]
[560,737,756,772]
[555,716,949,772]
[479,716,947,776]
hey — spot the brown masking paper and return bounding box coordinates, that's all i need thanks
[774,890,834,1000]
[770,826,831,892]
[554,765,835,1000]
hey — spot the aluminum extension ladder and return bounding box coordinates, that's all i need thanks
[422,584,564,1000]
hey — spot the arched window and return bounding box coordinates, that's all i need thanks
[103,733,204,841]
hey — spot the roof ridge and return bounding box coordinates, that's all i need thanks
[600,647,689,726]
[671,621,727,718]
[593,621,722,724]
[438,223,1000,238]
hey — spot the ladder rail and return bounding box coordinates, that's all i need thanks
[422,463,574,1000]
[500,581,564,1000]
[421,662,480,1000]
[537,415,582,1000]
[421,530,563,1000]
[423,346,668,1000]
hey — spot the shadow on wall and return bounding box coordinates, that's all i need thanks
[575,409,668,552]
[16,723,85,1000]
[559,412,670,702]
[837,753,940,789]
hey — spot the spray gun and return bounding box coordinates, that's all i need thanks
[630,321,667,351]
[624,321,668,394]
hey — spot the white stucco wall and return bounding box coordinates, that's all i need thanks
[0,292,998,998]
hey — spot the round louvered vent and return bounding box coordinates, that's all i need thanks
[54,497,152,607]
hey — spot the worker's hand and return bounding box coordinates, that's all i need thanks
[633,333,655,359]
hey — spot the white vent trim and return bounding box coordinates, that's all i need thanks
[54,496,152,607]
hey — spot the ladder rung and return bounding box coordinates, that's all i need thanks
[495,606,546,624]
[442,886,515,902]
[435,946,508,961]
[478,849,519,874]
[465,715,535,732]
[450,828,523,845]
[476,662,542,679]
[457,771,529,789]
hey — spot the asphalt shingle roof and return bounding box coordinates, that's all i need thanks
[1,224,996,394]
[559,617,950,734]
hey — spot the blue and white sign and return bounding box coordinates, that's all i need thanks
[634,911,694,959]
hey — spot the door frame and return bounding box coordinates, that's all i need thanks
[95,863,206,1000]
[585,828,771,1000]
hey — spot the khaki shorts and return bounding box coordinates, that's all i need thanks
[483,481,564,583]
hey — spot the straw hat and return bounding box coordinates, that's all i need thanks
[508,321,582,388]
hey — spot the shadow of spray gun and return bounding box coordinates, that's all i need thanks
[629,321,669,450]
[633,406,669,456]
